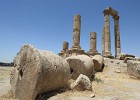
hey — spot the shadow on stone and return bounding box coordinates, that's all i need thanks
[35,87,66,100]
[99,64,105,72]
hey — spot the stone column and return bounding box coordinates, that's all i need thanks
[104,11,111,56]
[58,41,69,57]
[63,41,69,52]
[90,32,97,53]
[114,16,121,57]
[102,27,105,56]
[72,14,81,49]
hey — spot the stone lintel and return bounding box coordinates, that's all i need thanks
[103,7,118,16]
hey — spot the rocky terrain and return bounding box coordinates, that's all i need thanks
[0,58,140,100]
[1,7,140,100]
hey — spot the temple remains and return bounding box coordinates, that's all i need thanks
[10,7,140,100]
[102,7,121,58]
[59,7,121,58]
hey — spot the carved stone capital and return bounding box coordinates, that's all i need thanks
[103,10,109,16]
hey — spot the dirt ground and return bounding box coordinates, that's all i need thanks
[0,67,13,97]
[0,59,140,100]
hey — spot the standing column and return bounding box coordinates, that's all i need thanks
[102,27,105,56]
[114,16,121,57]
[104,11,111,56]
[90,32,97,53]
[62,41,69,52]
[58,41,69,57]
[72,14,81,49]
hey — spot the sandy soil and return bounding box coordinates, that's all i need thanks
[0,67,13,96]
[0,59,140,100]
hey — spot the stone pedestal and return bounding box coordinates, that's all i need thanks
[70,49,85,56]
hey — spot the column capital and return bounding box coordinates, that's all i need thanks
[113,15,120,20]
[103,10,109,16]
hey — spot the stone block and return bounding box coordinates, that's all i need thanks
[127,60,140,79]
[91,55,104,72]
[66,55,95,79]
[70,74,92,91]
[10,44,71,100]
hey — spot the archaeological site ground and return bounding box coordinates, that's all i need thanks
[0,7,140,100]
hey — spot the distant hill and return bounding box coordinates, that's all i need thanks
[0,62,13,66]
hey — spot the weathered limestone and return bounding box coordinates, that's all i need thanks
[91,55,104,72]
[63,41,69,51]
[104,10,111,57]
[58,41,69,58]
[89,32,98,54]
[127,60,140,79]
[66,55,95,79]
[72,14,81,49]
[10,44,71,100]
[124,57,134,63]
[102,27,105,56]
[70,74,92,91]
[102,7,121,58]
[118,53,135,60]
[70,14,85,55]
[114,15,121,57]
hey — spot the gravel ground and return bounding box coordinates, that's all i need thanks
[0,59,140,100]
[0,67,13,97]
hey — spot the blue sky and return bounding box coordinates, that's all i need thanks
[0,0,140,62]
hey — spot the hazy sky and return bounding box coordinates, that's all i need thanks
[0,0,140,62]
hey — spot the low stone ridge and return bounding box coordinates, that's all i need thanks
[10,44,71,100]
[91,55,104,72]
[118,53,135,60]
[127,60,140,79]
[66,55,95,80]
[70,74,92,91]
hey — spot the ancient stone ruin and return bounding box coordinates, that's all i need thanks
[10,44,71,100]
[59,7,122,59]
[88,32,98,55]
[10,7,140,100]
[102,7,121,58]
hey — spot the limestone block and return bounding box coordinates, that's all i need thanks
[124,57,134,63]
[127,60,140,79]
[91,55,104,72]
[10,44,71,100]
[66,55,95,79]
[70,74,92,91]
